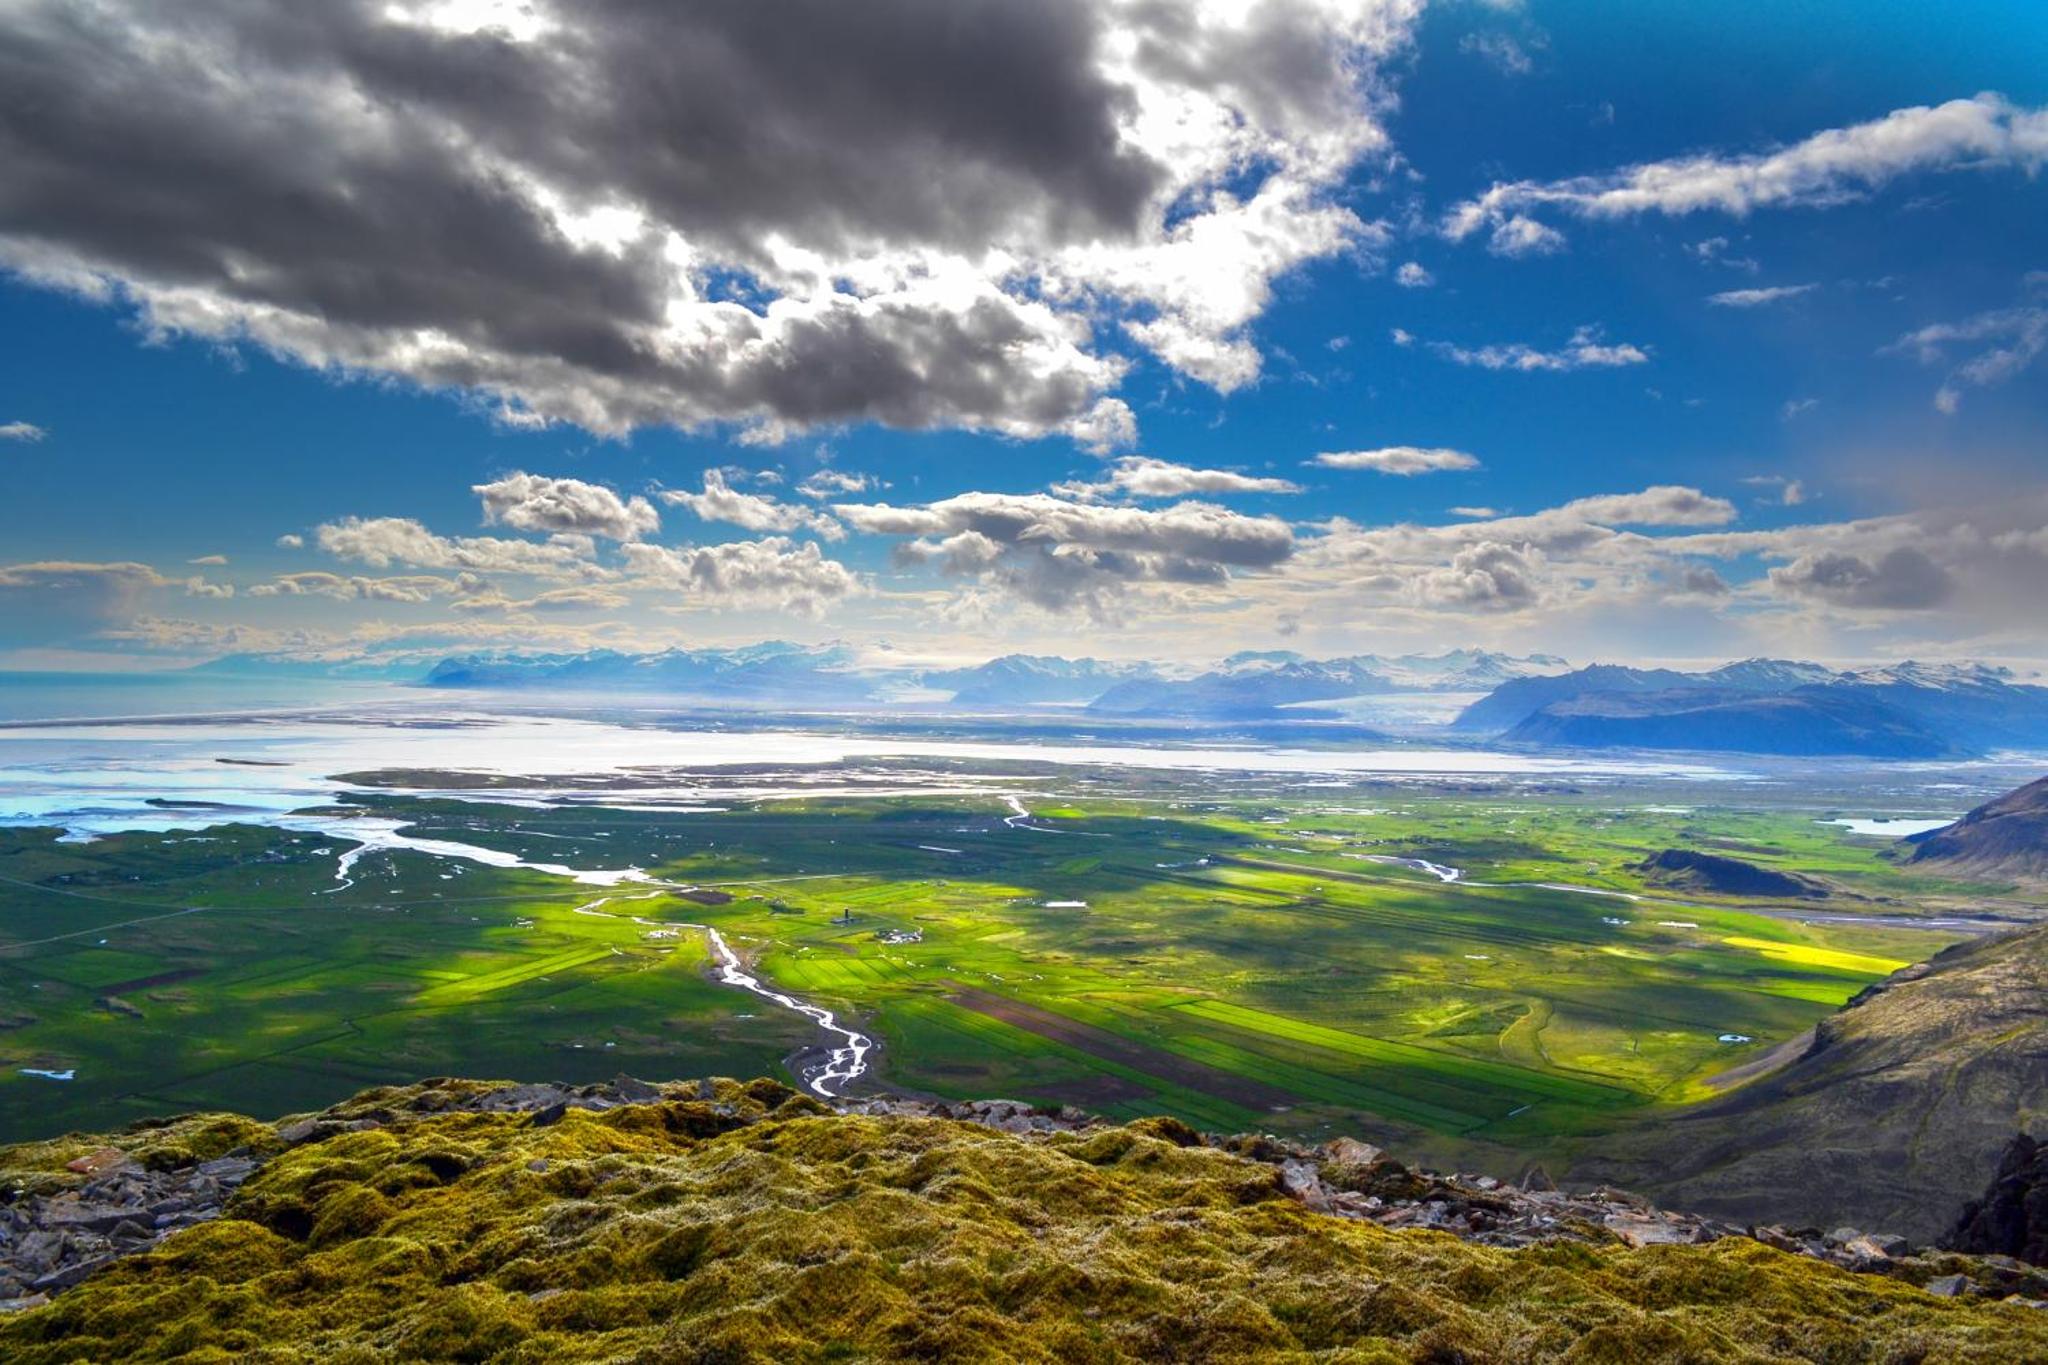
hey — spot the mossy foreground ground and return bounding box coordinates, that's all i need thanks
[3,1082,2042,1363]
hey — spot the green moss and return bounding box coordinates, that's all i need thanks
[3,1087,2042,1363]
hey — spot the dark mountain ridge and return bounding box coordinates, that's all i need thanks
[1461,658,2048,757]
[1906,772,2048,881]
[1574,919,2048,1240]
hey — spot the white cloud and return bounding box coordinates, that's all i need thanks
[1557,486,1736,527]
[187,554,229,566]
[1487,216,1566,258]
[1426,326,1648,372]
[1690,237,1761,274]
[840,489,1294,615]
[839,492,1294,566]
[1743,475,1809,506]
[275,534,305,549]
[0,560,169,642]
[1886,295,2048,413]
[1446,93,2048,249]
[1394,261,1435,288]
[474,472,659,542]
[1058,456,1301,500]
[660,470,845,540]
[1410,541,1539,611]
[619,537,860,617]
[1708,283,1816,307]
[1459,31,1533,76]
[795,469,874,499]
[0,421,46,442]
[248,571,455,603]
[1313,446,1479,475]
[452,585,632,615]
[315,516,596,576]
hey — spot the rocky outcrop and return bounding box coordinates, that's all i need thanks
[0,1151,258,1310]
[1947,1133,2048,1265]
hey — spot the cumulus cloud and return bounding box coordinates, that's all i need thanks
[841,489,1294,615]
[316,516,596,576]
[620,537,860,616]
[1708,283,1817,307]
[275,534,305,549]
[1557,485,1736,527]
[1312,446,1479,475]
[1409,541,1539,611]
[1284,483,1751,628]
[1487,216,1565,258]
[795,469,874,499]
[660,470,845,540]
[1058,456,1301,500]
[474,472,659,542]
[1767,546,1953,610]
[839,492,1294,566]
[187,554,228,566]
[0,421,46,442]
[1673,565,1730,597]
[0,560,168,642]
[248,571,456,603]
[1426,326,1648,372]
[0,0,1424,447]
[1743,475,1809,506]
[1446,93,2048,248]
[1394,261,1434,288]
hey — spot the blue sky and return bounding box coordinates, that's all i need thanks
[1,0,2044,670]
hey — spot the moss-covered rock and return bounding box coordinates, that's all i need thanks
[2,1087,2043,1363]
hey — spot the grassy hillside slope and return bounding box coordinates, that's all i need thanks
[1574,923,2048,1240]
[1906,774,2048,882]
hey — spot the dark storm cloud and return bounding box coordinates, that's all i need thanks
[1768,546,1954,610]
[0,0,1402,443]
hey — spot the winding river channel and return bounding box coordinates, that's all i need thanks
[298,816,882,1098]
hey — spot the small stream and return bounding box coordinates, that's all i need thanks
[309,820,878,1097]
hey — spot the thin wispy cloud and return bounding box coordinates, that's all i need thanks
[1709,284,1817,307]
[1059,457,1301,500]
[1885,289,2048,412]
[1313,447,1481,475]
[1426,327,1648,372]
[1447,93,2048,249]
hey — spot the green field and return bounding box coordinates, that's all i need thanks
[0,786,2014,1167]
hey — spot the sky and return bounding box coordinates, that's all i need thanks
[1,0,2045,672]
